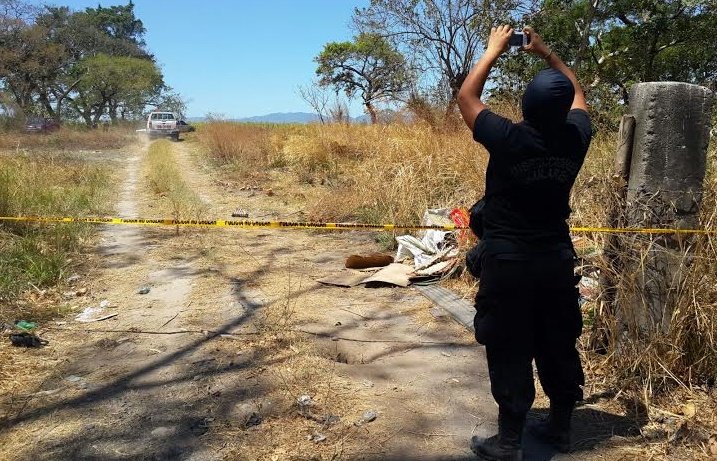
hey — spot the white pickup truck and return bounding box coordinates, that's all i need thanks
[146,111,180,141]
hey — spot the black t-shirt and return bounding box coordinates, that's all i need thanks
[472,108,592,248]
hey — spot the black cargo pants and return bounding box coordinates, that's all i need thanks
[474,249,585,426]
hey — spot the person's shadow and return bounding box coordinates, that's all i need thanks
[523,402,646,460]
[358,402,646,460]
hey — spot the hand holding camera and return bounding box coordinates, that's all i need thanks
[487,25,551,60]
[486,25,514,58]
[521,27,551,59]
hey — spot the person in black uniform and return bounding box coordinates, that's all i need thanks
[457,26,593,461]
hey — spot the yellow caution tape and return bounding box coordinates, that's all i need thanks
[0,216,456,231]
[0,216,715,235]
[570,226,717,235]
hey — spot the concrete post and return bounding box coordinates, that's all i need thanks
[620,82,714,335]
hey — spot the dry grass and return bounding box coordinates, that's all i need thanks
[198,121,488,224]
[0,126,136,152]
[195,114,717,458]
[586,144,717,391]
[304,123,487,225]
[565,135,717,397]
[197,122,280,174]
[146,139,207,220]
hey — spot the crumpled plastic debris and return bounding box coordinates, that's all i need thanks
[355,409,378,426]
[75,306,104,322]
[395,209,460,278]
[578,276,599,301]
[14,320,37,331]
[10,332,47,347]
[307,433,326,442]
[297,395,314,407]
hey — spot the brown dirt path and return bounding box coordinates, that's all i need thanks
[0,139,642,461]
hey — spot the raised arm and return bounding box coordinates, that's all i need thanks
[457,25,513,129]
[523,27,587,111]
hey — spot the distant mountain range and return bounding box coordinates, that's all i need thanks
[239,112,321,123]
[186,112,369,124]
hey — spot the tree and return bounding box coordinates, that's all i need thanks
[0,21,65,116]
[0,0,168,125]
[33,3,152,120]
[84,1,145,46]
[151,89,187,120]
[315,33,409,124]
[297,81,331,124]
[355,0,522,114]
[0,0,37,34]
[69,54,163,126]
[594,0,717,97]
[494,0,717,124]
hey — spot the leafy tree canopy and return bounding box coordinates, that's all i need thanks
[316,33,410,123]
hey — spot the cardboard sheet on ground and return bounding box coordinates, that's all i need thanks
[317,263,415,288]
[361,263,413,287]
[317,270,371,287]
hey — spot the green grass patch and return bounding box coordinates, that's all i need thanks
[0,154,112,301]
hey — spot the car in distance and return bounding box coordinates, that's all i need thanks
[146,111,180,141]
[177,120,196,133]
[24,117,60,133]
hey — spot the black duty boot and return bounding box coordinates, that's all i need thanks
[528,404,573,453]
[470,435,522,461]
[470,411,523,461]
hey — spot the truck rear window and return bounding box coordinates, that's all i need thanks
[150,113,175,120]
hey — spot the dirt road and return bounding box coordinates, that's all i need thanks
[0,140,639,460]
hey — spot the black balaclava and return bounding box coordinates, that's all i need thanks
[521,68,575,131]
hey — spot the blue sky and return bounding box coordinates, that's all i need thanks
[36,1,369,118]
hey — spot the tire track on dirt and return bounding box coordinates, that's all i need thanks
[0,141,244,461]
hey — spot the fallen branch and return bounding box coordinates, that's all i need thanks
[45,327,258,337]
[76,313,118,323]
[159,301,192,329]
[338,307,371,320]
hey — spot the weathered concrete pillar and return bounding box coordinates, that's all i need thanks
[619,82,714,335]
